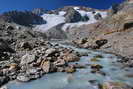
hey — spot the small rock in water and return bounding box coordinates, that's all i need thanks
[63,53,80,62]
[125,73,133,78]
[94,55,104,58]
[91,64,103,69]
[65,66,76,73]
[90,58,100,62]
[17,74,30,82]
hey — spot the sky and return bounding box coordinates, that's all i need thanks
[0,0,124,13]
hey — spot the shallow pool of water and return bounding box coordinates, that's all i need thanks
[6,44,133,89]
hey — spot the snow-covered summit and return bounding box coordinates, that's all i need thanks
[34,6,107,32]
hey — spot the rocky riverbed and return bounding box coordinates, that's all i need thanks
[3,43,133,89]
[0,1,133,89]
[0,23,133,89]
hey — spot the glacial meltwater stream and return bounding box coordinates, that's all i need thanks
[6,43,133,89]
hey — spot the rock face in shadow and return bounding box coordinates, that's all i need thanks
[64,8,82,23]
[72,2,133,58]
[0,39,15,53]
[45,23,67,39]
[0,10,46,26]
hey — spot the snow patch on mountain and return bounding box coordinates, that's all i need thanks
[34,7,107,33]
[58,11,66,16]
[62,8,107,31]
[35,14,65,32]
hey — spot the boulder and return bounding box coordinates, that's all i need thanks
[20,42,32,50]
[94,13,102,20]
[54,59,66,66]
[65,8,82,23]
[20,54,36,65]
[63,53,80,62]
[6,25,14,30]
[91,64,103,70]
[82,15,90,22]
[17,74,30,82]
[40,61,56,73]
[123,22,133,29]
[95,39,108,48]
[45,48,57,56]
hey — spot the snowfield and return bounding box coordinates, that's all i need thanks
[34,7,107,32]
[62,7,107,31]
[35,14,65,32]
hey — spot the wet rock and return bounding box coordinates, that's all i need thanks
[97,71,106,76]
[78,52,88,56]
[29,74,41,80]
[65,66,76,73]
[63,53,80,62]
[94,55,104,58]
[101,82,132,89]
[17,74,30,82]
[20,53,36,65]
[73,63,86,69]
[57,67,65,72]
[90,58,100,62]
[125,73,133,78]
[91,64,103,70]
[40,61,56,73]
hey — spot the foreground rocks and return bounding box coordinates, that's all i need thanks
[101,82,132,89]
[0,29,80,86]
[0,23,82,86]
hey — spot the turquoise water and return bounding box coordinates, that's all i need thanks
[6,44,133,89]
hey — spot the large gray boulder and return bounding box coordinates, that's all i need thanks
[65,8,82,23]
[20,53,36,65]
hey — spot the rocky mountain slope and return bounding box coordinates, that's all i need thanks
[0,10,46,26]
[72,1,133,58]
